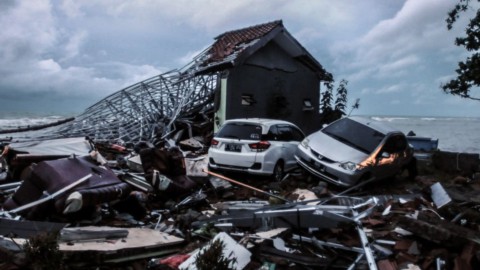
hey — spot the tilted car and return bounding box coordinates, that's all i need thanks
[208,118,305,181]
[295,116,415,187]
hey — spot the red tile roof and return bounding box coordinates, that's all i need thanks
[207,20,282,62]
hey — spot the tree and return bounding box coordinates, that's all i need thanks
[320,81,334,115]
[319,81,334,124]
[320,79,356,124]
[348,98,360,116]
[442,0,480,101]
[334,79,348,115]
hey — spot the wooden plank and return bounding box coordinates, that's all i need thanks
[60,228,129,242]
[59,226,183,252]
[59,226,184,265]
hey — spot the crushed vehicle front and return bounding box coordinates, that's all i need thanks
[295,116,414,187]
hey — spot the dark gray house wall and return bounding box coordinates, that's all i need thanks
[224,42,322,134]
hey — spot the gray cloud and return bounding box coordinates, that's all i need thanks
[0,0,478,117]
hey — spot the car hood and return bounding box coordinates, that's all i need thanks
[307,131,370,163]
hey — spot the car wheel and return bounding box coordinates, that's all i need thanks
[272,161,284,182]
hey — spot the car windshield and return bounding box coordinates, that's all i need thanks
[322,118,385,154]
[216,122,262,140]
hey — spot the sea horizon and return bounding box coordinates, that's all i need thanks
[0,109,478,119]
[0,112,478,154]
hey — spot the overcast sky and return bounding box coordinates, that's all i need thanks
[1,0,479,117]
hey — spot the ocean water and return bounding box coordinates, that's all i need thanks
[370,116,480,154]
[0,113,478,154]
[0,114,68,130]
[0,113,71,141]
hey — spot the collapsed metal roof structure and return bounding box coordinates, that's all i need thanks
[52,62,219,144]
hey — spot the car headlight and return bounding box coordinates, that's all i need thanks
[340,162,357,171]
[300,138,310,149]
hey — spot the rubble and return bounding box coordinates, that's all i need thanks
[0,118,479,269]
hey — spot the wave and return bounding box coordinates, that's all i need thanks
[0,116,65,130]
[369,116,480,122]
[419,117,480,122]
[370,116,409,122]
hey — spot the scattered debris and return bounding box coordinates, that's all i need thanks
[0,131,478,269]
[179,232,250,270]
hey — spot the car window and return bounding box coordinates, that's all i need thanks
[323,118,385,154]
[290,126,305,141]
[277,125,305,141]
[216,123,262,140]
[266,125,279,141]
[277,125,293,141]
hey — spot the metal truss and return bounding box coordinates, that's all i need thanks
[51,57,219,144]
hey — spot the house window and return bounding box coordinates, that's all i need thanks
[303,99,314,111]
[241,94,256,106]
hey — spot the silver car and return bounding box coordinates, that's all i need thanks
[295,116,414,187]
[208,118,305,181]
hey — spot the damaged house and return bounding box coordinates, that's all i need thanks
[200,20,332,134]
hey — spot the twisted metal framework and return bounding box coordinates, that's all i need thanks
[52,53,219,144]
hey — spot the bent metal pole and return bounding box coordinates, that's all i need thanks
[203,169,289,203]
[6,173,93,215]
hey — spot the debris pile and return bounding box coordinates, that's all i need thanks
[0,122,479,270]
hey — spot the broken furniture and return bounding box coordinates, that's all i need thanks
[3,155,130,220]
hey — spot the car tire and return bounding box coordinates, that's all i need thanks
[272,161,284,182]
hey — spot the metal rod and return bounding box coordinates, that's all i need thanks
[347,254,365,270]
[6,173,92,214]
[333,176,376,197]
[203,169,289,202]
[354,216,378,270]
[291,234,365,254]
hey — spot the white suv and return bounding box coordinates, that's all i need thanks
[208,118,305,181]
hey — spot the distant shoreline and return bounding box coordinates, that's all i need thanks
[0,117,75,134]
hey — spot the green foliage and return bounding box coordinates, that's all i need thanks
[334,79,348,115]
[320,81,334,115]
[446,0,472,29]
[321,79,356,124]
[442,0,480,101]
[23,232,64,270]
[194,238,237,270]
[348,98,361,116]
